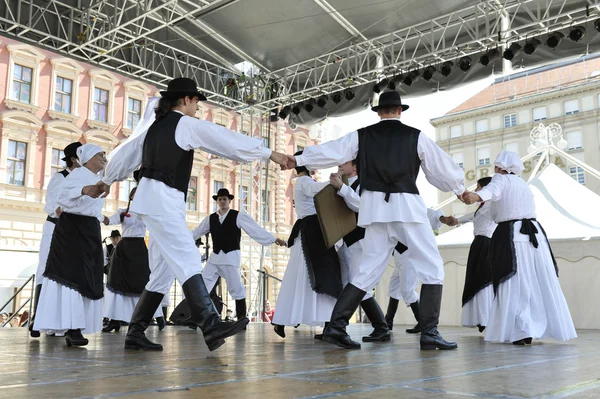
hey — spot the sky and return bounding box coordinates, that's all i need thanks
[314,76,495,206]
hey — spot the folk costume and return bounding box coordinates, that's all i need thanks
[103,230,121,272]
[30,141,81,338]
[295,91,465,350]
[101,78,272,352]
[34,144,106,347]
[477,151,576,344]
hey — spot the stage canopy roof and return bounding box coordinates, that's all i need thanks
[1,0,599,120]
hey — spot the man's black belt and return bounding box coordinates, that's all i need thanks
[46,216,58,224]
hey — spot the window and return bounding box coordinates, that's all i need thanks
[6,140,27,186]
[213,180,224,211]
[504,113,517,128]
[187,177,197,211]
[262,189,270,222]
[119,178,137,202]
[51,148,66,176]
[569,166,585,184]
[475,119,488,133]
[564,99,579,115]
[92,88,109,122]
[12,64,33,104]
[451,152,464,169]
[504,142,519,154]
[239,185,249,212]
[477,147,491,166]
[532,106,547,121]
[126,98,142,129]
[450,125,462,138]
[566,131,583,150]
[55,77,72,114]
[263,135,270,149]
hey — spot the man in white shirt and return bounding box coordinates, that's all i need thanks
[97,78,289,352]
[193,188,286,325]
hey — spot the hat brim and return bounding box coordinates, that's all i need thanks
[160,90,207,101]
[212,195,235,201]
[371,103,409,112]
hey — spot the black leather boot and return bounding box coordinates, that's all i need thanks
[29,284,42,338]
[405,301,422,334]
[162,306,173,325]
[235,299,247,331]
[385,297,399,331]
[156,317,166,331]
[314,322,329,340]
[419,285,457,350]
[102,319,121,333]
[182,274,248,351]
[360,298,391,342]
[273,324,285,338]
[323,284,365,349]
[65,329,88,347]
[124,290,164,351]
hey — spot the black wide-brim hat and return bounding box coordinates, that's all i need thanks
[62,142,82,161]
[160,77,207,101]
[110,230,121,238]
[212,188,234,201]
[371,90,409,112]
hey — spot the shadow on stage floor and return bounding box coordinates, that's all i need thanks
[0,324,598,399]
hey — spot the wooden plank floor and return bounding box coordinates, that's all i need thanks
[1,324,599,399]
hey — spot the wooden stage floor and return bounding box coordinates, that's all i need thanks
[1,324,599,399]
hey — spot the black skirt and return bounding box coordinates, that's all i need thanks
[107,237,150,296]
[461,235,493,306]
[44,212,104,300]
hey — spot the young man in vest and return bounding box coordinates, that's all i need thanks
[192,188,286,324]
[97,77,289,351]
[282,91,465,350]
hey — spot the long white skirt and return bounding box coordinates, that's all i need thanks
[272,235,337,327]
[35,221,55,284]
[34,279,103,334]
[103,290,163,322]
[485,232,577,343]
[461,285,493,328]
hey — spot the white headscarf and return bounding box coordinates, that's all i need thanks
[494,150,524,174]
[77,144,104,165]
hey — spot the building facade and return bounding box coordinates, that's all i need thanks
[0,36,316,314]
[431,55,600,220]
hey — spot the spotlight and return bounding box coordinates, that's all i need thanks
[403,70,420,86]
[523,38,541,55]
[278,105,291,119]
[344,88,355,101]
[373,79,389,93]
[546,31,564,49]
[458,56,472,72]
[332,92,343,104]
[422,66,437,81]
[387,75,403,91]
[595,19,600,33]
[269,109,279,122]
[291,102,304,115]
[503,43,522,61]
[317,95,328,108]
[568,25,586,42]
[440,61,454,77]
[479,48,500,66]
[304,99,316,113]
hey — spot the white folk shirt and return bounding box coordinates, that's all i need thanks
[192,208,276,267]
[476,174,536,223]
[44,169,71,218]
[457,202,497,238]
[296,119,465,227]
[102,111,272,218]
[106,208,147,238]
[294,176,329,219]
[57,167,105,221]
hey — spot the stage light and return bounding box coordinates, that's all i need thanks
[304,99,316,113]
[595,19,600,33]
[568,25,586,42]
[422,66,437,81]
[387,75,403,91]
[344,88,355,101]
[403,70,420,86]
[332,92,343,104]
[479,48,500,66]
[458,56,472,72]
[291,102,304,115]
[317,95,328,108]
[440,61,454,77]
[373,79,389,93]
[523,38,542,55]
[546,31,564,49]
[270,109,279,122]
[503,43,522,61]
[278,105,291,119]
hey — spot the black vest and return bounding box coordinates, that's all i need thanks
[58,169,69,178]
[343,179,366,248]
[139,112,194,200]
[357,120,421,202]
[210,210,242,254]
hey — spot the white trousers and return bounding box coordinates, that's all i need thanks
[352,222,444,292]
[341,242,372,300]
[142,214,202,295]
[388,253,420,305]
[202,261,246,300]
[35,221,55,283]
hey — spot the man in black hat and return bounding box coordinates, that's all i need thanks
[30,141,82,338]
[103,230,121,272]
[97,77,289,352]
[192,188,286,324]
[282,90,465,351]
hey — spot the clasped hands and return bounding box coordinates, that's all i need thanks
[457,191,482,205]
[81,181,111,199]
[269,151,297,170]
